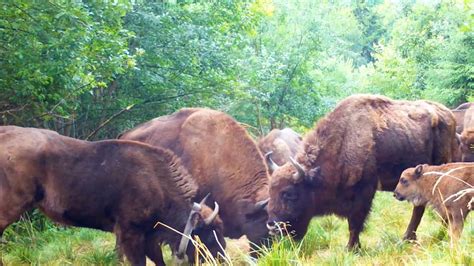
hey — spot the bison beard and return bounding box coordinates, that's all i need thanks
[267,94,457,249]
[0,126,225,266]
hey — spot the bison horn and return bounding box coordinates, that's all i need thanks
[265,151,280,172]
[199,193,211,206]
[255,198,269,210]
[204,202,219,225]
[290,156,305,180]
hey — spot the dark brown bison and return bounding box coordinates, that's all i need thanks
[394,163,473,242]
[119,108,270,247]
[0,126,224,266]
[258,128,302,173]
[266,94,457,249]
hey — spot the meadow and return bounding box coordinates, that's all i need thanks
[1,193,472,265]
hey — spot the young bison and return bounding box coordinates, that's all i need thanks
[394,163,473,242]
[0,126,225,266]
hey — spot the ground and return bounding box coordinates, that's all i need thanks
[1,193,472,265]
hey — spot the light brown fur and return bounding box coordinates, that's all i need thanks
[258,128,302,168]
[459,106,474,162]
[395,163,473,242]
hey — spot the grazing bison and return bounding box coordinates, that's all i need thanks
[258,128,302,173]
[394,163,473,242]
[459,106,474,162]
[119,108,270,248]
[0,126,224,266]
[266,94,457,249]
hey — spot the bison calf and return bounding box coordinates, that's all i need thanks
[394,163,473,242]
[0,126,225,266]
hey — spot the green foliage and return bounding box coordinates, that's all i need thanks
[0,0,132,128]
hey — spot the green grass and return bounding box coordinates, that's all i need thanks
[1,193,472,265]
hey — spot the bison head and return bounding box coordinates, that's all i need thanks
[266,157,321,239]
[176,197,225,263]
[394,164,428,206]
[460,129,474,162]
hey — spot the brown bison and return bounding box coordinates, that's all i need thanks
[459,106,474,162]
[394,163,473,242]
[119,108,270,247]
[258,128,302,173]
[266,94,457,249]
[0,126,224,266]
[452,102,473,133]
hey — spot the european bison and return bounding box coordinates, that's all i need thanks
[119,108,270,248]
[394,163,473,242]
[266,94,457,249]
[0,126,224,266]
[459,106,474,162]
[258,128,302,173]
[452,102,473,133]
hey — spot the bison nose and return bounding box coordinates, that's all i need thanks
[393,191,405,201]
[266,220,277,230]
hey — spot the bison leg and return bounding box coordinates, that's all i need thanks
[403,205,425,241]
[346,183,376,250]
[116,228,146,266]
[448,211,464,244]
[347,208,370,250]
[0,192,33,243]
[145,234,165,266]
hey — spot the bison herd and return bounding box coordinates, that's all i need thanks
[0,94,472,265]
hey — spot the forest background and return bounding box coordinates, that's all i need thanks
[2,0,473,139]
[1,1,473,265]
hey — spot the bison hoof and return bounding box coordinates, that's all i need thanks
[403,233,417,241]
[346,242,361,251]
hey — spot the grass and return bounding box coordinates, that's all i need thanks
[1,193,472,265]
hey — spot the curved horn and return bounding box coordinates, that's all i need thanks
[199,193,211,206]
[455,133,461,144]
[290,156,305,180]
[265,151,280,172]
[255,198,269,210]
[204,202,219,225]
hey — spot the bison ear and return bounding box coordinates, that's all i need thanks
[414,164,423,179]
[305,166,321,187]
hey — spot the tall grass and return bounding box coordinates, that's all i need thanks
[1,193,472,265]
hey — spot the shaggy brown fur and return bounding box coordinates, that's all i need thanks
[459,106,474,162]
[267,94,457,249]
[394,163,473,242]
[258,128,302,171]
[120,108,270,246]
[0,126,224,266]
[452,102,474,133]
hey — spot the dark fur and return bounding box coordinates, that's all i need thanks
[0,126,225,266]
[267,94,457,248]
[120,108,270,246]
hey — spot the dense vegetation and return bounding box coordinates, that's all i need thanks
[2,0,473,137]
[1,0,473,265]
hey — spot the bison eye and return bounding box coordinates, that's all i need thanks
[282,190,298,201]
[400,177,408,186]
